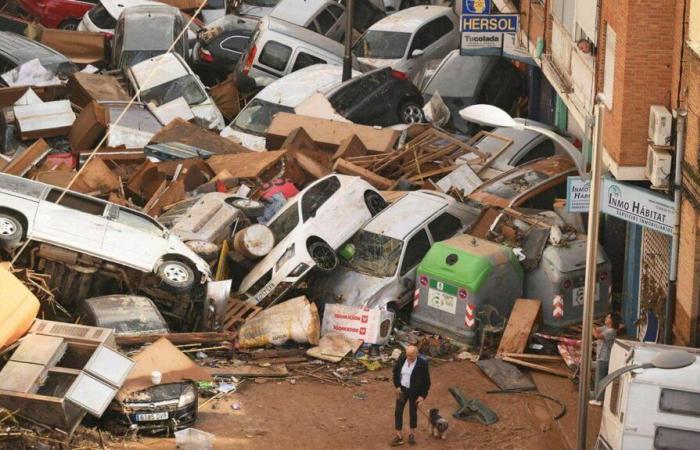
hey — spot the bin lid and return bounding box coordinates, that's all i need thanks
[418,235,522,293]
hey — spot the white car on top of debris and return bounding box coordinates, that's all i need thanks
[127,52,225,130]
[238,174,387,306]
[0,173,211,293]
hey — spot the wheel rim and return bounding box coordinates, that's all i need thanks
[64,23,77,30]
[312,245,336,270]
[402,104,423,123]
[0,218,16,236]
[163,263,189,283]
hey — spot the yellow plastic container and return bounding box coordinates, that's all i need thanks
[0,264,39,349]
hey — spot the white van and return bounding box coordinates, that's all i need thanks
[597,339,700,450]
[221,64,358,150]
[236,16,351,87]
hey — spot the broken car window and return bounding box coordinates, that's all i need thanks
[301,176,341,222]
[46,189,106,216]
[114,208,164,236]
[231,98,295,136]
[483,170,550,201]
[400,229,431,276]
[268,202,300,243]
[353,30,411,59]
[140,74,207,107]
[428,213,463,242]
[345,230,403,278]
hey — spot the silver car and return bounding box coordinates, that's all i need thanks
[0,173,210,293]
[310,190,481,312]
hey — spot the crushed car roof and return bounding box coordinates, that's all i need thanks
[363,191,450,240]
[368,5,453,32]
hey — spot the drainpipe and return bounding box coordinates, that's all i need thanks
[664,109,687,344]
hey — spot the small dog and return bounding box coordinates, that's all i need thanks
[428,408,449,439]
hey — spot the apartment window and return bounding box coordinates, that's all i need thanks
[552,0,576,37]
[602,24,616,108]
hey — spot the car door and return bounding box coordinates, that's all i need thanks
[396,228,431,305]
[101,206,169,272]
[335,70,391,125]
[32,188,108,255]
[216,33,252,63]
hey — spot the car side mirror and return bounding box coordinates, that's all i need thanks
[410,48,425,58]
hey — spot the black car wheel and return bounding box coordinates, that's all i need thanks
[59,18,80,30]
[157,260,195,293]
[364,191,387,216]
[308,241,338,273]
[399,101,424,124]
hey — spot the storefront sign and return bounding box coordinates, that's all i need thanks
[567,176,676,234]
[601,178,675,235]
[566,176,591,212]
[461,0,519,56]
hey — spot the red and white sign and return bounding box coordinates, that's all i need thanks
[553,295,564,319]
[465,304,476,328]
[413,288,420,309]
[321,304,395,345]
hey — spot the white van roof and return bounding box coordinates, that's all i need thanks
[269,0,331,26]
[369,5,453,32]
[364,190,451,240]
[264,16,345,57]
[617,339,700,391]
[255,64,352,107]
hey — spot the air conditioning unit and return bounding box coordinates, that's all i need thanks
[649,105,672,146]
[645,145,672,188]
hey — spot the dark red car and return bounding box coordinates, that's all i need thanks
[19,0,97,29]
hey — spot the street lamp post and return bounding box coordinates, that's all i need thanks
[342,0,353,82]
[460,101,603,449]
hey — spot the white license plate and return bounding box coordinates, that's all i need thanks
[573,284,600,307]
[135,412,169,422]
[254,281,276,302]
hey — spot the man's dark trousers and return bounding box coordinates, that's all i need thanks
[395,388,418,430]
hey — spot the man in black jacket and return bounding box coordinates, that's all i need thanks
[391,345,431,446]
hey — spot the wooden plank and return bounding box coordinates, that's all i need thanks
[206,364,288,378]
[333,134,367,161]
[252,356,308,365]
[78,157,120,193]
[207,150,286,179]
[294,151,331,179]
[116,332,236,346]
[333,158,393,190]
[501,353,563,361]
[407,165,458,182]
[501,356,571,378]
[497,298,542,356]
[247,348,308,360]
[3,138,50,176]
[150,118,248,154]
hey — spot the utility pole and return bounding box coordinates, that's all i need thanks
[576,95,605,450]
[342,0,353,81]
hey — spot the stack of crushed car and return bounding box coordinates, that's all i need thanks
[0,0,611,446]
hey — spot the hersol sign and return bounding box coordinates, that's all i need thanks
[601,178,675,235]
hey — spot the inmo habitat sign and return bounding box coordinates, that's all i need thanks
[566,176,676,235]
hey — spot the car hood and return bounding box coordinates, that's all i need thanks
[191,103,225,130]
[220,128,267,151]
[311,266,397,309]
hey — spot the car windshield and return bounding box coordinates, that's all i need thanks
[344,230,403,278]
[243,0,279,6]
[230,98,294,136]
[140,74,207,106]
[268,201,299,243]
[483,170,550,200]
[353,30,411,59]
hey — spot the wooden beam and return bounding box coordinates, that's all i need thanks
[333,158,393,189]
[501,356,571,378]
[116,332,236,346]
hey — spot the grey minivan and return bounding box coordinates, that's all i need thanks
[111,4,188,70]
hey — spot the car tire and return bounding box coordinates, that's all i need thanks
[232,198,265,218]
[364,191,387,216]
[59,18,80,30]
[308,241,338,274]
[0,213,23,247]
[399,100,424,124]
[157,260,196,293]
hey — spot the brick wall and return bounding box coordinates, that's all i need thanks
[598,0,679,168]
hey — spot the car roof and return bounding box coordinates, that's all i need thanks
[130,52,189,89]
[0,31,70,67]
[99,0,162,19]
[255,64,349,106]
[269,0,331,26]
[364,190,451,240]
[264,17,345,56]
[369,5,453,32]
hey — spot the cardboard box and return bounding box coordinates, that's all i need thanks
[321,304,395,345]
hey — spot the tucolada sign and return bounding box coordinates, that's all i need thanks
[567,176,676,235]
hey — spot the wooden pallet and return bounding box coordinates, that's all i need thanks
[224,297,262,332]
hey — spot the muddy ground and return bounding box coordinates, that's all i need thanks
[113,359,601,450]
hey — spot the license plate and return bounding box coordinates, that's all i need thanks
[572,284,599,307]
[427,289,457,314]
[254,281,276,303]
[135,412,168,422]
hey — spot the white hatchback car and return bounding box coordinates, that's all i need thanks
[238,174,387,306]
[353,5,459,81]
[309,190,481,312]
[0,173,211,293]
[127,52,225,130]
